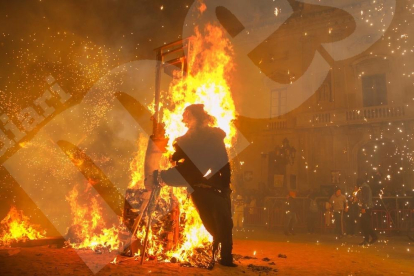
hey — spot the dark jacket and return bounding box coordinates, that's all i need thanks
[285,196,298,213]
[160,126,231,190]
[358,182,373,209]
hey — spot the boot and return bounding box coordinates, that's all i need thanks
[219,257,238,267]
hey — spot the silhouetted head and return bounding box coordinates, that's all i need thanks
[335,187,341,196]
[182,104,216,129]
[356,177,367,188]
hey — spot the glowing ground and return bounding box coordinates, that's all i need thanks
[0,230,413,276]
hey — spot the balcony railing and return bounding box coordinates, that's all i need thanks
[296,105,408,128]
[267,119,288,130]
[346,106,405,121]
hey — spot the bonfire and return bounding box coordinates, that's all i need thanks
[0,206,45,246]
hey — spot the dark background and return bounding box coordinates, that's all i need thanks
[0,0,196,235]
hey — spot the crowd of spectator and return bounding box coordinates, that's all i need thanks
[232,179,414,244]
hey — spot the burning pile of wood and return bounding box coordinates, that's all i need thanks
[0,206,64,248]
[0,206,44,246]
[120,187,213,268]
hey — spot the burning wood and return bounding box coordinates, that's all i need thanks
[0,206,45,247]
[10,236,65,248]
[65,184,120,252]
[121,187,213,267]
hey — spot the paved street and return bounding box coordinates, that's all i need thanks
[1,229,413,275]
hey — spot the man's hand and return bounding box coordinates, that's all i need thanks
[144,170,165,190]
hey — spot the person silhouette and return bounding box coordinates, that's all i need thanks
[158,104,236,267]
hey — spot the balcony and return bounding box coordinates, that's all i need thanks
[346,106,405,121]
[296,105,409,128]
[266,118,288,131]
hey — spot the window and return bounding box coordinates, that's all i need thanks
[270,88,287,118]
[362,74,387,107]
[318,73,333,102]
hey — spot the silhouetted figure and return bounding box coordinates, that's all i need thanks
[284,191,298,235]
[329,187,348,238]
[159,104,236,267]
[346,186,360,236]
[233,195,245,229]
[357,179,378,246]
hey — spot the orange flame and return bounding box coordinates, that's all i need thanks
[129,133,148,189]
[0,206,45,246]
[65,185,120,251]
[137,23,237,263]
[66,23,237,264]
[162,23,236,151]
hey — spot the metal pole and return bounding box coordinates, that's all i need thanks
[140,215,154,265]
[153,50,163,137]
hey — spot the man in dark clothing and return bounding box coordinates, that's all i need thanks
[284,191,298,235]
[357,179,378,246]
[158,104,236,267]
[346,186,360,236]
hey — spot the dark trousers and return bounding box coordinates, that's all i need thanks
[360,209,377,242]
[191,189,233,261]
[333,211,343,236]
[307,212,318,233]
[284,212,297,233]
[346,208,359,235]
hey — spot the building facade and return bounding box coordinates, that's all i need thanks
[235,0,414,197]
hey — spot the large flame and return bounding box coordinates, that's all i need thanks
[162,23,237,150]
[0,206,45,246]
[148,23,237,263]
[65,184,120,251]
[64,23,237,266]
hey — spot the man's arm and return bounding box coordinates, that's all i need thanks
[219,162,231,187]
[159,167,190,188]
[171,142,186,162]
